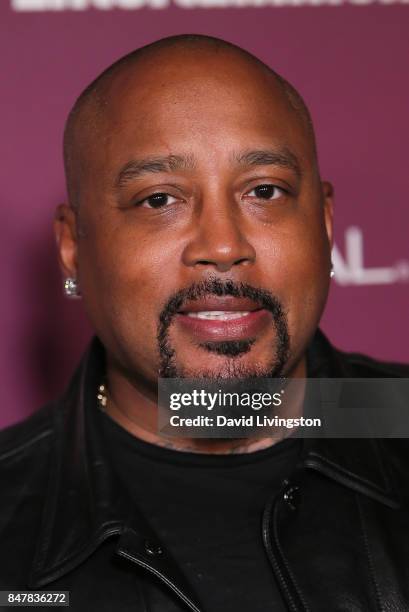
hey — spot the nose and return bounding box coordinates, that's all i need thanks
[181,204,256,273]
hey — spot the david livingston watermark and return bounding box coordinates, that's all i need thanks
[158,378,409,439]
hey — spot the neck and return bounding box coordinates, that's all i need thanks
[103,356,307,455]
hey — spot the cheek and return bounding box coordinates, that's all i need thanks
[77,225,177,350]
[257,212,330,338]
[259,211,329,279]
[80,223,163,290]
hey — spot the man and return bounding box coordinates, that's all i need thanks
[1,34,408,611]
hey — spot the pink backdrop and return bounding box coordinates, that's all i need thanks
[1,2,408,428]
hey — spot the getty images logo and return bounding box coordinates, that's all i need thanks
[10,0,409,9]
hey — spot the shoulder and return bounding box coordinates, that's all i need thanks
[309,329,409,378]
[339,350,409,503]
[378,438,409,507]
[0,405,57,586]
[0,402,55,465]
[336,346,409,378]
[0,403,56,511]
[337,349,409,494]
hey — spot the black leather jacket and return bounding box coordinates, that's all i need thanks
[1,329,409,611]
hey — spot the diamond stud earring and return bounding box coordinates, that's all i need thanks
[64,277,81,298]
[330,262,335,278]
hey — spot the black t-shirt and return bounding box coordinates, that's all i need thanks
[99,408,302,611]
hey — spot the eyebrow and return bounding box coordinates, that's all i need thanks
[115,146,302,188]
[232,147,302,178]
[116,154,196,188]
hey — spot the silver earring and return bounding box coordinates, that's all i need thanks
[330,262,335,278]
[64,277,81,298]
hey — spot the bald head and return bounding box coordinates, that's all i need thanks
[63,34,316,208]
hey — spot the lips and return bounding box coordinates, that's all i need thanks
[176,296,272,342]
[178,295,262,313]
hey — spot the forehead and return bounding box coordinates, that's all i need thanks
[81,49,313,175]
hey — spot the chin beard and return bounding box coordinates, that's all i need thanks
[162,359,286,380]
[158,340,288,380]
[198,338,255,357]
[157,278,290,380]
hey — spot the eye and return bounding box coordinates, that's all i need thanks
[246,184,286,200]
[137,192,178,209]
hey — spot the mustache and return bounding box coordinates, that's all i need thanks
[158,277,285,328]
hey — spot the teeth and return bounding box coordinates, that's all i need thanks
[186,311,250,320]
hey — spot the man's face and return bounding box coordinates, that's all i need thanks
[58,48,333,387]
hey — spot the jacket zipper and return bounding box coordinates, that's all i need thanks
[116,548,201,612]
[262,490,304,612]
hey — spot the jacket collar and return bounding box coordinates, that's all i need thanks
[301,330,401,509]
[28,337,202,610]
[29,338,127,587]
[29,329,400,590]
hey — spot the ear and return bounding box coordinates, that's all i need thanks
[321,181,334,249]
[54,203,79,280]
